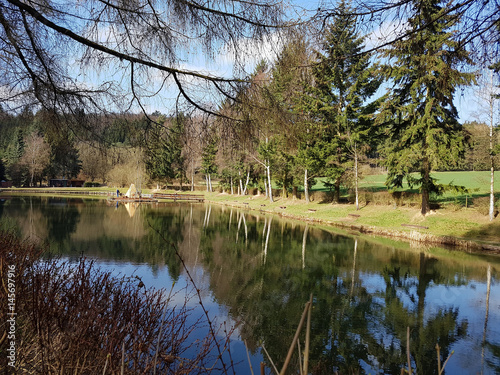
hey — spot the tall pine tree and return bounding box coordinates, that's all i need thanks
[309,0,381,205]
[145,115,186,186]
[377,0,474,215]
[268,34,317,201]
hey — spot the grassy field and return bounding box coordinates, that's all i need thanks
[311,171,499,195]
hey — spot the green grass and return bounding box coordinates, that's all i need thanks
[2,173,500,247]
[361,171,499,194]
[205,187,500,247]
[309,171,499,200]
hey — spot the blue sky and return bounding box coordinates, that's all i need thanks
[64,0,495,125]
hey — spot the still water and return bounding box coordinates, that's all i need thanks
[1,196,499,374]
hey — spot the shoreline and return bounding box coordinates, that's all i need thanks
[204,193,500,255]
[2,188,500,254]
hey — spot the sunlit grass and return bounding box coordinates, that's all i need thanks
[205,190,500,246]
[2,171,499,246]
[311,171,499,196]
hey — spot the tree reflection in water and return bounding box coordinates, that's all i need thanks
[1,197,499,374]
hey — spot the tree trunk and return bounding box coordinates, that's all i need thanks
[490,164,494,221]
[354,147,359,210]
[421,157,430,215]
[239,171,243,195]
[208,173,212,192]
[282,171,288,198]
[304,168,310,203]
[243,169,250,195]
[333,179,340,204]
[191,160,194,191]
[490,110,495,221]
[266,163,273,203]
[230,176,234,195]
[206,174,209,192]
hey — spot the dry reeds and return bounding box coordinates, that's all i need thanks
[0,230,232,374]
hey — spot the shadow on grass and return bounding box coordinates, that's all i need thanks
[463,220,500,243]
[438,193,500,216]
[310,185,390,193]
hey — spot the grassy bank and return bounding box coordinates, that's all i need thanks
[205,191,500,251]
[1,181,499,251]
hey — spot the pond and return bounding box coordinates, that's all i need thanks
[1,196,499,374]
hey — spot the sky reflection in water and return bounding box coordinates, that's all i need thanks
[1,196,499,374]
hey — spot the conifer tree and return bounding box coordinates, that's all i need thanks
[309,0,381,205]
[377,0,475,215]
[201,132,218,192]
[145,115,186,186]
[267,34,315,200]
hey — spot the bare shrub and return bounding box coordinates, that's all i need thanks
[474,196,499,217]
[309,191,331,203]
[369,191,394,206]
[0,231,233,374]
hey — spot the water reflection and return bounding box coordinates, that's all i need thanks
[0,196,499,374]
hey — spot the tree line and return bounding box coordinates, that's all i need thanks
[0,0,499,216]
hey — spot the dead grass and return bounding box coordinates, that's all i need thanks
[0,230,233,374]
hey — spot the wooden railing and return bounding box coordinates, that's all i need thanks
[152,193,205,202]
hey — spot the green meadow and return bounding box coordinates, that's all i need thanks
[311,170,499,198]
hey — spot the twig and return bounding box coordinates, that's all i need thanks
[121,341,125,375]
[149,223,233,375]
[436,344,441,374]
[245,340,255,375]
[153,282,176,374]
[440,350,455,375]
[102,354,110,375]
[304,294,313,375]
[280,301,311,375]
[297,339,303,375]
[262,344,279,375]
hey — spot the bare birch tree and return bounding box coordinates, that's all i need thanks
[20,132,50,186]
[473,69,499,221]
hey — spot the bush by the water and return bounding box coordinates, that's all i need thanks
[0,230,230,374]
[345,190,422,207]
